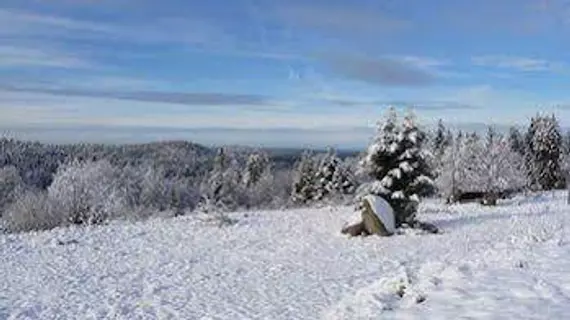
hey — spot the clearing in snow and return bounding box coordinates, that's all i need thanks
[2,192,570,319]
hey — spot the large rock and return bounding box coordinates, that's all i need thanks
[361,195,395,236]
[342,195,395,237]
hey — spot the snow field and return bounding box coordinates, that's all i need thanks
[1,192,570,319]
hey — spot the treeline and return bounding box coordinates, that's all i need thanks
[1,110,569,233]
[432,114,570,202]
[0,138,360,232]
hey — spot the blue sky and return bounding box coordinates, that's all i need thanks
[1,0,570,148]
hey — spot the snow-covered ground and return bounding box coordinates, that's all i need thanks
[1,192,570,319]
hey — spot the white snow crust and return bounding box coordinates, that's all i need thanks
[2,192,570,319]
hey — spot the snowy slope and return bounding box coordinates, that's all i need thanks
[2,192,570,319]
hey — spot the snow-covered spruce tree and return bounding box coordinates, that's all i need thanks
[359,108,434,227]
[243,151,270,188]
[291,151,319,204]
[47,159,126,225]
[525,114,563,190]
[432,119,450,162]
[563,130,570,156]
[332,157,357,196]
[313,148,356,202]
[509,126,525,156]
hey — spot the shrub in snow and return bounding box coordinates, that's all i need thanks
[3,190,64,233]
[47,160,126,225]
[359,108,434,227]
[199,148,246,212]
[245,165,278,209]
[271,169,294,208]
[121,164,200,216]
[0,165,23,213]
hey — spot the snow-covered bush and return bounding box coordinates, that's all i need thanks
[3,190,63,233]
[436,128,526,201]
[0,166,23,213]
[121,164,200,216]
[271,169,294,208]
[474,127,527,195]
[199,148,246,213]
[47,160,127,225]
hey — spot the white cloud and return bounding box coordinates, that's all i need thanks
[472,55,567,72]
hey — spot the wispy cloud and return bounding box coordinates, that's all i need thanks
[324,98,476,110]
[472,55,566,72]
[320,55,436,86]
[0,45,92,69]
[0,85,272,107]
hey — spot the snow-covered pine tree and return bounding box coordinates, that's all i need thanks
[291,151,318,204]
[243,151,270,188]
[314,148,338,201]
[509,126,525,156]
[525,114,563,190]
[433,119,447,160]
[359,108,434,227]
[563,130,570,156]
[313,148,356,202]
[332,158,357,196]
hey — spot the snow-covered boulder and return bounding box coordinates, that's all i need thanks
[362,194,395,236]
[342,195,395,237]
